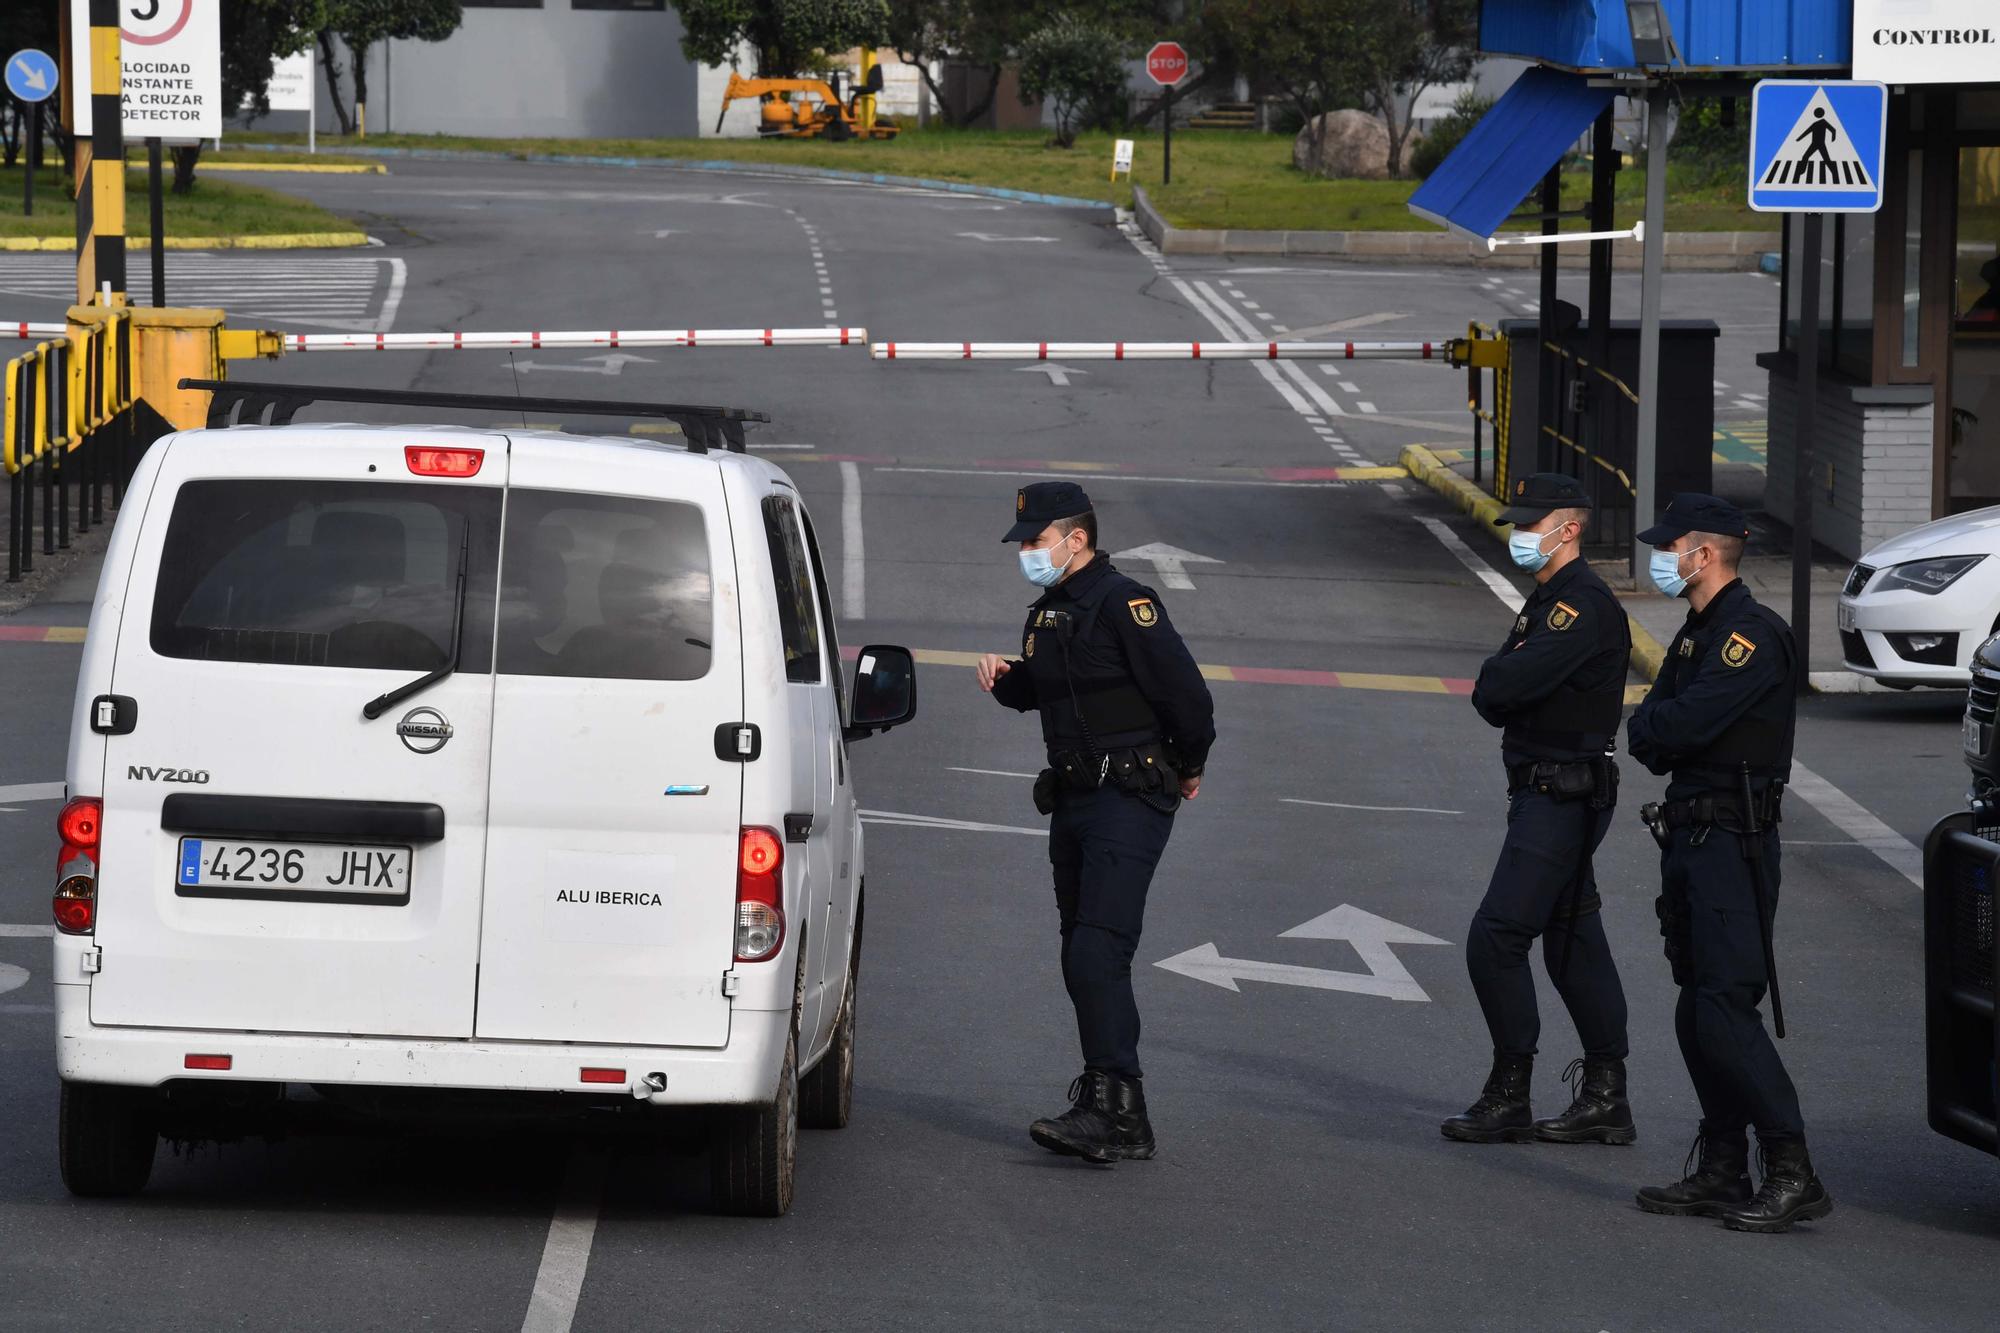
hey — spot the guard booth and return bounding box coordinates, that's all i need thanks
[1922,812,1999,1160]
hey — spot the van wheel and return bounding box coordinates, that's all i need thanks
[58,1080,158,1198]
[709,1028,798,1217]
[800,938,857,1130]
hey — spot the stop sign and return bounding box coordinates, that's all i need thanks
[1146,41,1188,87]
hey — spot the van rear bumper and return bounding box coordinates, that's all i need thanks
[54,986,788,1106]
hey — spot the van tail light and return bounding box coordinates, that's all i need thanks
[54,797,100,936]
[405,446,484,478]
[734,827,784,962]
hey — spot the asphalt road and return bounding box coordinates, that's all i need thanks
[0,158,1993,1331]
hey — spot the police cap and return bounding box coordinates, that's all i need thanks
[1003,481,1092,543]
[1495,472,1595,527]
[1637,492,1751,546]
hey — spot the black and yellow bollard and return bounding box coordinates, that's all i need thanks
[73,0,127,307]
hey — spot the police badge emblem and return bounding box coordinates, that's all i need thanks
[1722,631,1757,668]
[1547,601,1579,632]
[1025,632,1035,658]
[1016,489,1027,514]
[1129,598,1159,628]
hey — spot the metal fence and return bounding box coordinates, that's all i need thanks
[5,311,136,583]
[1923,813,1999,1158]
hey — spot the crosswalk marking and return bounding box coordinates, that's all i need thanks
[0,255,405,333]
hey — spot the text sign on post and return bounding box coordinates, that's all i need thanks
[67,0,223,139]
[1146,42,1188,87]
[258,48,314,113]
[1747,80,1887,215]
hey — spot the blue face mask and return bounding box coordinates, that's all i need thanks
[1508,528,1554,573]
[1650,548,1691,598]
[1019,536,1078,588]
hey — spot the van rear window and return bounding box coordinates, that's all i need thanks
[496,491,713,682]
[150,480,500,672]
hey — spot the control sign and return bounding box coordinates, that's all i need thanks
[1748,80,1887,214]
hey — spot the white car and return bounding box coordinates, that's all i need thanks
[51,404,914,1217]
[1838,506,2000,687]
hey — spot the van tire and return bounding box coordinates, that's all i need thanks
[709,1028,798,1217]
[58,1080,158,1198]
[800,931,858,1130]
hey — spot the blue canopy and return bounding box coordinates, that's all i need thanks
[1406,66,1617,241]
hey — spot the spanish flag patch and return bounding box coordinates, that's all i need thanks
[1129,597,1159,628]
[1722,631,1757,668]
[1546,601,1579,632]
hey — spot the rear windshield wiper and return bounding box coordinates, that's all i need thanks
[362,519,471,722]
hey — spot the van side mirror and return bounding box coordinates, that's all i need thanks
[845,644,916,741]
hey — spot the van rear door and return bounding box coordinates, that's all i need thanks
[472,444,743,1048]
[89,430,505,1039]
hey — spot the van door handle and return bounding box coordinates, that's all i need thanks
[784,813,813,843]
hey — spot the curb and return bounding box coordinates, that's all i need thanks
[227,141,1117,214]
[1399,443,1671,685]
[1134,185,1778,272]
[197,162,387,174]
[0,232,368,251]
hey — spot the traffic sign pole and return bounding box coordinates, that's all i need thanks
[1792,214,1822,695]
[1145,41,1188,189]
[22,101,32,218]
[1164,84,1173,185]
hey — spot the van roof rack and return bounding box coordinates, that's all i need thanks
[177,378,769,454]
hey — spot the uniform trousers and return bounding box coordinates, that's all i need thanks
[1467,789,1629,1061]
[1660,826,1804,1138]
[1049,784,1175,1079]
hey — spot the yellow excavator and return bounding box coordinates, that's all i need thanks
[717,53,899,141]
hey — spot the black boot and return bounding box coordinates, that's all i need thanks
[1029,1071,1119,1164]
[1635,1125,1753,1217]
[1533,1057,1638,1145]
[1106,1074,1157,1161]
[1440,1053,1534,1143]
[1718,1136,1834,1233]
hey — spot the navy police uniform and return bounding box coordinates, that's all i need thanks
[989,483,1215,1164]
[1627,493,1830,1232]
[1445,473,1634,1145]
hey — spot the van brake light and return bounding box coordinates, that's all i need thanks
[405,446,484,478]
[735,827,784,962]
[54,798,101,936]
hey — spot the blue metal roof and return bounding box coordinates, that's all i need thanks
[1407,66,1616,240]
[1478,0,1851,71]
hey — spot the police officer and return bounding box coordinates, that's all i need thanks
[976,482,1215,1165]
[1627,493,1832,1233]
[1445,473,1635,1146]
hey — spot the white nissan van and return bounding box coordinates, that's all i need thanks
[51,403,915,1217]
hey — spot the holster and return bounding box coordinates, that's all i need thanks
[1654,889,1692,986]
[1032,768,1059,816]
[1508,757,1617,809]
[1658,784,1785,833]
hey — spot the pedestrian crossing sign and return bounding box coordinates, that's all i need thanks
[1748,80,1887,214]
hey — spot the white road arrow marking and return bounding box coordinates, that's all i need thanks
[1016,363,1087,387]
[0,964,27,998]
[1111,542,1221,591]
[13,60,50,93]
[513,353,658,377]
[650,229,677,238]
[956,232,1059,243]
[1155,903,1450,1001]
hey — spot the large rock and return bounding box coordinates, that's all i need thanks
[1292,109,1410,179]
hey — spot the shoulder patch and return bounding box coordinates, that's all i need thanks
[1721,631,1757,668]
[1678,636,1697,659]
[1128,597,1159,628]
[1024,632,1035,658]
[1514,613,1529,636]
[1546,600,1580,632]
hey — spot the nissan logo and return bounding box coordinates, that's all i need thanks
[397,706,454,754]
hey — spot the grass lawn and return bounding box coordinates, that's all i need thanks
[0,163,357,240]
[237,127,1771,233]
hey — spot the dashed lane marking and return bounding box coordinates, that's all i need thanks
[0,783,64,802]
[862,810,1048,837]
[0,254,406,332]
[947,767,1040,779]
[0,925,55,938]
[521,1150,607,1333]
[1282,798,1465,815]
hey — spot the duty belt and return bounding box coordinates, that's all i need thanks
[1657,784,1785,831]
[1507,757,1613,801]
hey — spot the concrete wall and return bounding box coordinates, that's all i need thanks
[1764,368,1935,560]
[258,9,704,140]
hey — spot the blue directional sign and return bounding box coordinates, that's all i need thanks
[1748,80,1887,214]
[5,49,58,105]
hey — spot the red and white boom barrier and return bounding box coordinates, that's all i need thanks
[869,339,1451,361]
[7,322,68,341]
[274,326,866,352]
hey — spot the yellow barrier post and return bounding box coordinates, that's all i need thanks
[74,0,128,307]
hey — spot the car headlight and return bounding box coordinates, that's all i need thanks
[1880,554,1985,595]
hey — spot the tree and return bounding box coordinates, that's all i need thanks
[313,0,462,136]
[670,0,889,78]
[884,0,1027,129]
[1202,0,1474,177]
[171,2,326,193]
[1016,12,1126,149]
